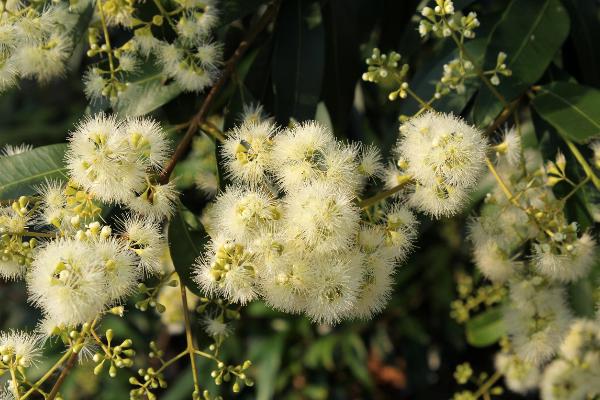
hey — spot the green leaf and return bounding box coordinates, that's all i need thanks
[167,202,208,296]
[472,0,570,126]
[487,0,570,86]
[465,306,506,347]
[304,335,337,370]
[341,333,372,388]
[271,0,325,124]
[0,144,68,200]
[531,81,600,143]
[115,80,182,117]
[114,63,183,117]
[249,334,286,400]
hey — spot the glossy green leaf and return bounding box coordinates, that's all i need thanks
[168,202,207,296]
[0,144,68,200]
[531,81,600,143]
[486,0,569,86]
[272,0,325,124]
[249,334,285,400]
[114,63,182,117]
[465,306,505,347]
[342,333,372,388]
[473,0,570,126]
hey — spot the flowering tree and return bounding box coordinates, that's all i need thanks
[0,0,599,399]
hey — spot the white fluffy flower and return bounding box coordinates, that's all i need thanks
[119,215,165,275]
[540,360,592,400]
[397,111,487,189]
[83,68,105,101]
[494,352,540,394]
[560,319,600,366]
[351,249,395,319]
[271,121,335,190]
[0,258,24,281]
[0,207,27,235]
[127,180,178,220]
[92,238,139,302]
[34,180,69,229]
[0,330,41,368]
[122,117,170,169]
[533,233,596,283]
[202,315,231,338]
[495,126,522,167]
[222,120,277,187]
[28,239,110,326]
[213,186,280,241]
[0,58,17,93]
[304,253,362,325]
[408,181,468,218]
[260,249,312,314]
[284,181,359,252]
[505,279,572,366]
[12,33,72,83]
[194,237,258,305]
[157,43,216,92]
[66,114,145,203]
[358,144,384,178]
[473,240,519,283]
[381,203,418,260]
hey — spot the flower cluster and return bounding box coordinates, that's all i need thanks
[0,114,174,334]
[389,111,488,218]
[194,114,419,324]
[460,129,598,398]
[0,0,89,92]
[84,0,222,103]
[541,320,600,399]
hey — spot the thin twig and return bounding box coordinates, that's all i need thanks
[483,97,521,136]
[159,1,281,184]
[179,283,201,396]
[47,351,78,400]
[359,176,413,208]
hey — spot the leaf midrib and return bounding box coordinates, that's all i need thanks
[509,0,551,67]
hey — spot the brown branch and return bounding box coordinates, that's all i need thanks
[483,97,521,136]
[47,351,78,400]
[159,1,281,184]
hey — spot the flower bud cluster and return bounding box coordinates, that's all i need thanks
[195,112,418,324]
[361,48,410,101]
[93,329,135,378]
[0,197,37,280]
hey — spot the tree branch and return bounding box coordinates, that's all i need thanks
[47,351,78,400]
[159,1,281,184]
